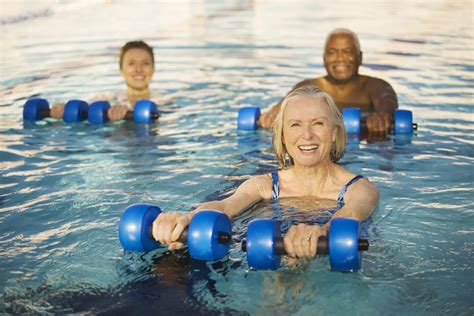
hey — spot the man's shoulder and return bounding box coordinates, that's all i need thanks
[360,75,393,88]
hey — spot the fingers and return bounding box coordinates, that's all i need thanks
[383,112,391,131]
[152,213,188,250]
[258,104,280,128]
[283,224,324,265]
[50,103,65,118]
[366,112,392,133]
[258,112,274,128]
[107,105,129,121]
[283,227,297,260]
[171,215,190,242]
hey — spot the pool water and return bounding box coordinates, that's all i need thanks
[1,0,473,315]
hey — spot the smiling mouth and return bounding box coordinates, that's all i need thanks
[332,63,351,72]
[133,75,145,80]
[298,144,319,152]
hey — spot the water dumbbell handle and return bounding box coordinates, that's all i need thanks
[146,225,232,246]
[37,107,88,121]
[359,118,418,132]
[241,235,369,255]
[39,108,51,118]
[124,111,160,121]
[119,205,233,260]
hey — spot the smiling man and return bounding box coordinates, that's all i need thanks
[259,28,398,133]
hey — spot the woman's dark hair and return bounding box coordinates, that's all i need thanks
[119,40,154,69]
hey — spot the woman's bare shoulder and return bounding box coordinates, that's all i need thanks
[242,173,273,200]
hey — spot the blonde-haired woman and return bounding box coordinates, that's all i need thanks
[153,85,379,265]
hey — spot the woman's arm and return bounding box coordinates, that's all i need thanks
[152,174,271,250]
[285,178,378,264]
[331,178,379,222]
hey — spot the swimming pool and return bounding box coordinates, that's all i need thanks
[1,0,473,314]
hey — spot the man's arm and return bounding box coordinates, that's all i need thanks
[366,79,398,132]
[372,79,398,113]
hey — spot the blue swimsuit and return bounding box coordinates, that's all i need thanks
[270,171,364,217]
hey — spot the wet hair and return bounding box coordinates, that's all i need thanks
[324,28,361,54]
[119,40,154,69]
[272,85,346,167]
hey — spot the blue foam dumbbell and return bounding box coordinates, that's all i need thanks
[342,107,417,134]
[393,109,414,134]
[242,217,369,272]
[23,98,51,121]
[63,100,89,123]
[238,107,261,130]
[22,98,89,122]
[88,99,160,124]
[342,108,361,134]
[133,99,160,124]
[88,101,111,124]
[118,204,232,260]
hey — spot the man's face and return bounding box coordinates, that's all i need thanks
[323,33,362,83]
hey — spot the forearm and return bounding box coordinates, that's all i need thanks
[331,206,373,222]
[374,85,398,114]
[190,198,246,220]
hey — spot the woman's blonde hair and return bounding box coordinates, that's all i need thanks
[272,85,346,168]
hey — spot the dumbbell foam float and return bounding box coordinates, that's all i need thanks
[343,107,417,134]
[242,217,369,272]
[23,98,88,123]
[23,98,159,124]
[88,100,159,124]
[118,204,232,260]
[237,107,261,130]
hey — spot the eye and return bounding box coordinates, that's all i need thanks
[314,121,324,126]
[290,122,300,128]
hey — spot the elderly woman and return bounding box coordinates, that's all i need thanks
[50,40,170,120]
[153,86,379,264]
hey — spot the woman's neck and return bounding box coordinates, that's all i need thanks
[290,161,337,195]
[127,87,151,105]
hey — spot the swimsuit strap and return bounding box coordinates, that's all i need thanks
[271,171,280,200]
[270,171,282,219]
[337,175,364,207]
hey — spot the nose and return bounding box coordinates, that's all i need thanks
[301,124,315,139]
[134,63,144,73]
[334,50,344,62]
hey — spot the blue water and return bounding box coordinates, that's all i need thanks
[1,1,473,315]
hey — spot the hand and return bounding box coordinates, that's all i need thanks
[283,223,326,266]
[152,212,191,251]
[366,112,391,133]
[258,104,280,129]
[107,105,130,121]
[50,103,65,118]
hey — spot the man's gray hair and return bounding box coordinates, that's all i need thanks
[325,28,361,53]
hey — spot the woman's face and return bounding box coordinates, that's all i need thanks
[283,95,338,167]
[120,48,154,91]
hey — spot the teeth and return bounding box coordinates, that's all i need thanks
[298,145,318,151]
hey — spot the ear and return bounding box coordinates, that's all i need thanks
[359,51,363,64]
[332,126,338,143]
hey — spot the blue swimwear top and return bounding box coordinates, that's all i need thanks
[271,171,364,209]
